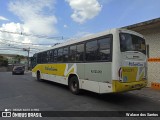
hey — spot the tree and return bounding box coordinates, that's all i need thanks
[0,55,8,67]
[14,55,25,63]
[0,55,4,59]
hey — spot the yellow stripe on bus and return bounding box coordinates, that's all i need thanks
[32,64,76,77]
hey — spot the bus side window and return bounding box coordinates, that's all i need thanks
[41,52,47,63]
[69,45,76,62]
[37,53,41,63]
[76,43,84,62]
[54,50,57,62]
[86,40,98,61]
[47,51,50,63]
[57,48,63,62]
[63,47,69,62]
[98,37,111,61]
[49,50,53,62]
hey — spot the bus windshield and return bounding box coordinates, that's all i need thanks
[120,33,146,54]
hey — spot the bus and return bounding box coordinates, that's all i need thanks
[31,28,148,94]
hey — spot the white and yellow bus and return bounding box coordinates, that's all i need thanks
[31,28,148,94]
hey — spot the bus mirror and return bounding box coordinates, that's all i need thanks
[146,44,149,58]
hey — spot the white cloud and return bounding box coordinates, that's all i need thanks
[0,0,59,56]
[0,22,58,56]
[8,0,57,35]
[64,25,68,28]
[0,22,28,45]
[0,16,9,21]
[0,22,35,56]
[66,0,102,24]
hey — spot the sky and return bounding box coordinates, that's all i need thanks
[0,0,160,56]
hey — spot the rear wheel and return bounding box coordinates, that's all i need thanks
[69,76,80,95]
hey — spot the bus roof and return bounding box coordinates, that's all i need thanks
[36,28,143,54]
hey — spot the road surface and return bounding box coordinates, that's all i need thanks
[0,72,159,120]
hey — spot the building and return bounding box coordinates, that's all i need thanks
[123,18,160,88]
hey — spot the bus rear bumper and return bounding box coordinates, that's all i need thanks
[112,80,147,92]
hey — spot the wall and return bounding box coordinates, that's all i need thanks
[138,27,160,86]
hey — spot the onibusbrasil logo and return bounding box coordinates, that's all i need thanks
[2,109,11,117]
[1,109,42,118]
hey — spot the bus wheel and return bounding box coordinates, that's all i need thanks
[37,71,42,82]
[69,76,80,95]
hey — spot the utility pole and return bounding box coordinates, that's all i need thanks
[23,48,30,71]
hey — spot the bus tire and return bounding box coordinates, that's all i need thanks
[69,76,80,95]
[37,71,42,82]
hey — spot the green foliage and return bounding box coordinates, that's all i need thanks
[14,55,25,63]
[0,55,8,67]
[0,55,4,59]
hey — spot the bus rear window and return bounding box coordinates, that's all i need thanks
[120,33,146,54]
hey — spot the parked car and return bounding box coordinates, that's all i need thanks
[12,66,25,75]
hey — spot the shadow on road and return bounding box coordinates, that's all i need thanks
[38,79,146,106]
[82,90,146,106]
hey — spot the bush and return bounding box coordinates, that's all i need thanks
[0,56,8,67]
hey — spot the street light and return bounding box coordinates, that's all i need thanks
[23,48,30,70]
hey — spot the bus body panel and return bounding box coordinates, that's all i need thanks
[32,62,113,93]
[84,63,112,83]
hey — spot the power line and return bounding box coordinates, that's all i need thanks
[0,49,24,51]
[0,45,42,51]
[0,49,35,55]
[0,29,64,39]
[0,39,46,51]
[0,31,64,53]
[0,37,62,46]
[0,48,36,53]
[0,45,43,56]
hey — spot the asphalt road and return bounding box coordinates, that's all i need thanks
[0,72,160,120]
